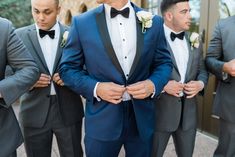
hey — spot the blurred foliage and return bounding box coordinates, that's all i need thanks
[0,0,33,28]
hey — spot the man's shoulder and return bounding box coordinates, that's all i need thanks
[0,17,12,32]
[218,16,235,28]
[75,5,103,21]
[15,24,34,35]
[0,17,10,25]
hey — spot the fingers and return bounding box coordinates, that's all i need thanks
[126,80,154,99]
[163,80,184,97]
[96,82,126,104]
[33,74,51,88]
[34,73,65,88]
[53,73,64,86]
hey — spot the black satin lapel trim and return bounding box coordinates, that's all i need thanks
[96,10,125,76]
[185,35,193,82]
[28,27,49,72]
[166,41,180,75]
[52,24,65,73]
[128,18,143,80]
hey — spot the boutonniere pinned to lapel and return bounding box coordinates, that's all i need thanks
[136,11,153,33]
[60,31,69,48]
[190,32,200,50]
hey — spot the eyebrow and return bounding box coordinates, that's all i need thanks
[33,7,51,12]
[179,8,191,13]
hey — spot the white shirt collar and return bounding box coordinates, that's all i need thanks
[163,24,184,41]
[36,21,60,39]
[104,1,132,19]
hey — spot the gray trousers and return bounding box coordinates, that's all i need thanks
[214,118,235,157]
[22,96,83,157]
[152,128,196,157]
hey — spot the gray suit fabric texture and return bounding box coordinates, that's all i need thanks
[16,24,84,128]
[15,23,84,157]
[152,32,208,157]
[0,17,39,157]
[206,15,235,157]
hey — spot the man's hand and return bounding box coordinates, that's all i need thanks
[184,81,204,98]
[96,82,126,104]
[163,80,184,97]
[126,80,154,99]
[33,73,51,88]
[223,59,235,77]
[53,73,64,86]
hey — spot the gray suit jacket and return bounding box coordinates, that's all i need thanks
[16,24,84,128]
[0,17,39,157]
[155,33,208,132]
[206,16,235,123]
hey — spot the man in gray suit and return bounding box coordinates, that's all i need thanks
[16,0,84,156]
[0,17,39,157]
[152,0,208,157]
[206,15,235,157]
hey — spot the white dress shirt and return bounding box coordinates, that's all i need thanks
[164,24,189,83]
[36,22,60,95]
[94,1,137,101]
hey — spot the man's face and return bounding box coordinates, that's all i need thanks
[170,2,192,32]
[31,0,60,30]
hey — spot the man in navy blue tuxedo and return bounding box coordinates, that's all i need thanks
[59,0,172,156]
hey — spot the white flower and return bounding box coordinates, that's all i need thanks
[60,31,69,47]
[190,32,200,49]
[136,11,154,33]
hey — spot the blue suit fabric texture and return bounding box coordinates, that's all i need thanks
[59,3,172,155]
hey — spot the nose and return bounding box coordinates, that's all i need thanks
[38,13,45,21]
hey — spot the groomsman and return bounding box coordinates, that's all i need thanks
[206,15,235,157]
[0,17,39,157]
[59,0,172,156]
[152,0,208,157]
[16,0,84,156]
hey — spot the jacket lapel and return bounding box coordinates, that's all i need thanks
[52,23,66,73]
[28,25,49,73]
[166,41,180,75]
[185,33,194,82]
[96,5,125,77]
[128,4,143,80]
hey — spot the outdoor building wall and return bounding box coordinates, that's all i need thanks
[59,0,141,24]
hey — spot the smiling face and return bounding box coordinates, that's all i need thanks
[31,0,60,30]
[164,1,192,32]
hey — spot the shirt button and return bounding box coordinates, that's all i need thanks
[123,39,125,42]
[126,74,129,77]
[125,56,127,59]
[120,23,122,25]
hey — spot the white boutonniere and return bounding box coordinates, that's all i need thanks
[60,31,69,47]
[136,11,154,33]
[190,32,200,50]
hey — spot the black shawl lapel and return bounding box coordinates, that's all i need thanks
[185,33,194,82]
[52,23,66,73]
[28,25,49,73]
[96,5,125,77]
[128,3,143,81]
[166,41,180,75]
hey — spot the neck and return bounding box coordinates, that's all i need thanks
[165,22,183,33]
[107,0,129,10]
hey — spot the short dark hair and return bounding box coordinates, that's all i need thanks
[160,0,189,15]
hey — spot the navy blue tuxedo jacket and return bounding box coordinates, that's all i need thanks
[59,4,172,141]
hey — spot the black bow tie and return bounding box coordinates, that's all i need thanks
[39,29,55,39]
[170,32,185,41]
[110,7,130,18]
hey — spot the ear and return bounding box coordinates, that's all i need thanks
[165,12,173,22]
